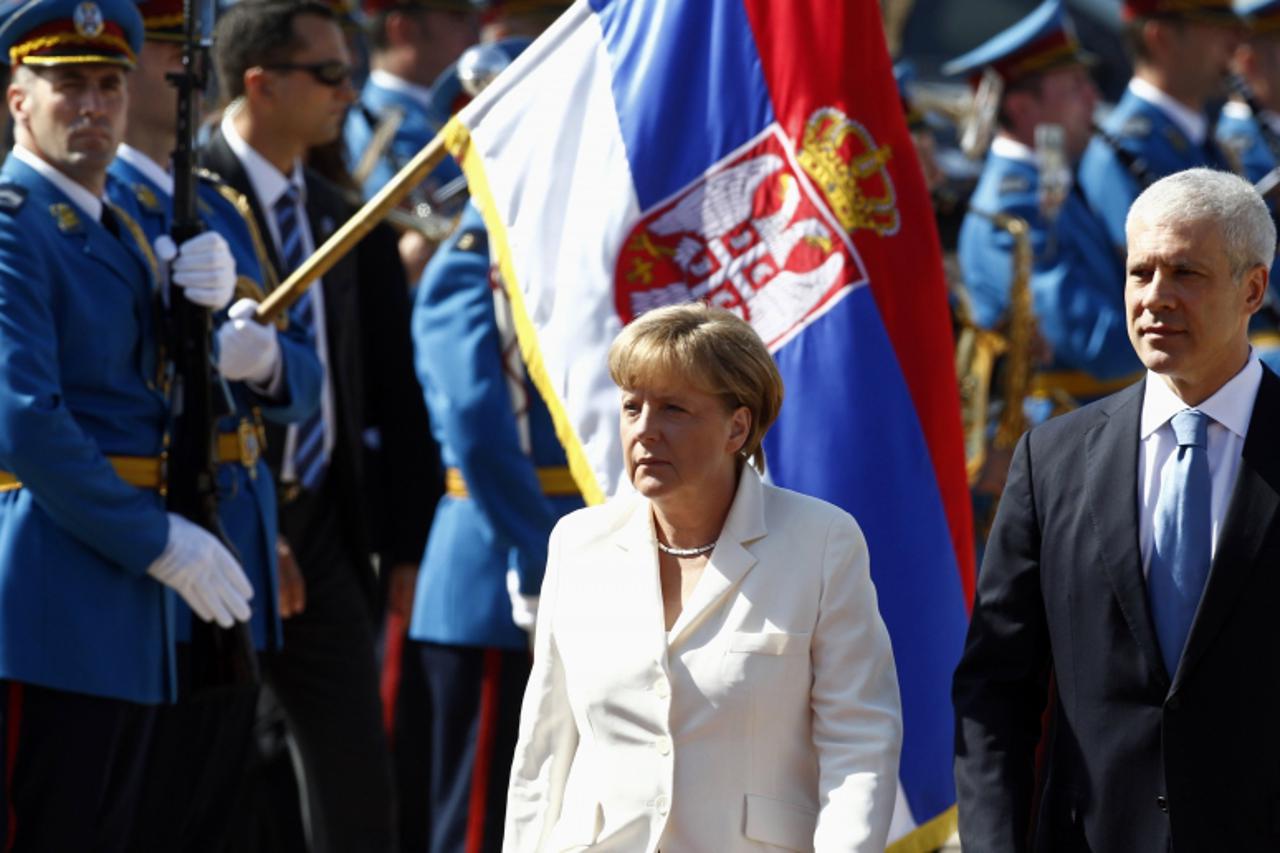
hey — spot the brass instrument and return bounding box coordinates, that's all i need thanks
[955,210,1035,486]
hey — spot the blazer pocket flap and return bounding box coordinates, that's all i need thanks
[744,793,816,851]
[730,631,810,655]
[546,801,604,852]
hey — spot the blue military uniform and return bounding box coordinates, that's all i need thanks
[342,0,476,204]
[1078,0,1240,255]
[1079,88,1235,252]
[345,69,465,203]
[411,202,582,650]
[1214,0,1280,371]
[0,0,190,848]
[406,200,581,852]
[946,0,1142,407]
[107,153,322,652]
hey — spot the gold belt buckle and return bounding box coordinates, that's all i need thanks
[237,419,260,478]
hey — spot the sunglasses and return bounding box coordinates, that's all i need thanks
[261,60,352,87]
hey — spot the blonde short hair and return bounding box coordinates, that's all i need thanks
[607,303,783,474]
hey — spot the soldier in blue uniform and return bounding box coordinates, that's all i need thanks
[1078,0,1242,254]
[1216,0,1280,371]
[0,0,255,847]
[403,6,576,850]
[344,0,476,280]
[104,1,324,848]
[947,0,1142,410]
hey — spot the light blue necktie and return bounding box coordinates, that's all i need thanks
[1148,408,1212,676]
[273,186,327,490]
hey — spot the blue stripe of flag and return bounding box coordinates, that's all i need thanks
[766,287,968,820]
[587,0,774,211]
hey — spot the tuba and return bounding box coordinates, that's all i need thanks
[954,210,1035,486]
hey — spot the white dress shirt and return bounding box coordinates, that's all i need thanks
[1138,354,1262,573]
[220,111,335,479]
[13,145,103,221]
[1128,77,1207,147]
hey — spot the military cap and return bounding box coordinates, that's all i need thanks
[942,0,1092,85]
[134,0,183,41]
[1237,0,1280,32]
[1122,0,1239,23]
[0,0,144,68]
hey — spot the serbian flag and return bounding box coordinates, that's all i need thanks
[441,0,974,847]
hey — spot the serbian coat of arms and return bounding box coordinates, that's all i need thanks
[614,107,900,352]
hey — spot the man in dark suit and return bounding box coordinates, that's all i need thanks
[203,3,434,850]
[954,167,1280,852]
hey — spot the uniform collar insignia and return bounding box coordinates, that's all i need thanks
[133,183,161,212]
[49,202,81,233]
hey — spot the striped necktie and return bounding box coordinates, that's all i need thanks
[273,185,327,490]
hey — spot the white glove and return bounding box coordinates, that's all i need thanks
[169,231,236,310]
[148,513,254,628]
[506,567,538,632]
[216,298,280,385]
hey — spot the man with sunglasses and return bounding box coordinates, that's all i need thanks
[203,2,429,850]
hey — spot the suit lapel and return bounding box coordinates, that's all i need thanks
[1173,367,1280,689]
[1085,381,1170,687]
[613,494,668,662]
[668,468,767,649]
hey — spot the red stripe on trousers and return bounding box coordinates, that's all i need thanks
[380,611,409,742]
[5,683,22,853]
[464,650,503,853]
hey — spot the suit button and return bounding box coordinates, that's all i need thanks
[1166,696,1181,711]
[653,677,670,699]
[1156,795,1169,813]
[654,795,669,815]
[656,735,672,755]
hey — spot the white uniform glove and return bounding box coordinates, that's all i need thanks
[166,231,236,310]
[148,513,254,628]
[216,298,281,385]
[506,567,539,633]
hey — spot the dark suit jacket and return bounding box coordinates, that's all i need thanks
[201,129,436,602]
[954,367,1280,853]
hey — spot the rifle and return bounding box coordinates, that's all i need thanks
[167,0,259,695]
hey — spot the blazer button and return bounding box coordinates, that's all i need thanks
[656,735,672,755]
[1156,795,1169,813]
[653,677,670,699]
[1166,696,1181,711]
[654,795,670,815]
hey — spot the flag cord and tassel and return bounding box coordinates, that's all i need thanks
[252,133,450,325]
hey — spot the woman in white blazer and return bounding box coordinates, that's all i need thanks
[504,304,903,852]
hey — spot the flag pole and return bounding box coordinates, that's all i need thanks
[253,132,450,325]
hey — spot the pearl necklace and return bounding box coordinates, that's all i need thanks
[657,540,716,557]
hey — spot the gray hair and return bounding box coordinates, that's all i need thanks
[1126,168,1276,279]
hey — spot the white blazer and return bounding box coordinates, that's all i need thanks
[504,467,903,853]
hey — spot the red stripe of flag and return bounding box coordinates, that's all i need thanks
[740,0,976,603]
